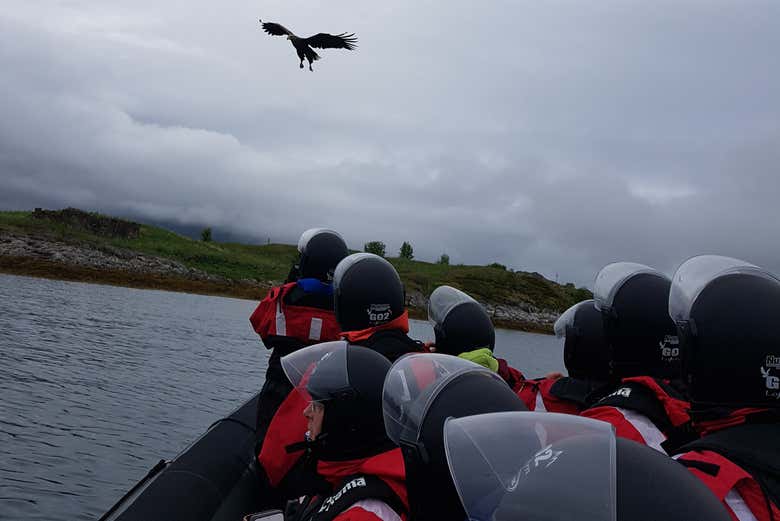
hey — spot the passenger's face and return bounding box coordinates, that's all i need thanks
[303,400,325,439]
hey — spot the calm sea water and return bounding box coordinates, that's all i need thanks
[0,274,563,521]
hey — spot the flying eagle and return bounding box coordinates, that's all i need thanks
[259,20,357,71]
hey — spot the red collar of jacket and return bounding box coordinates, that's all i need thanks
[316,448,408,509]
[692,407,771,436]
[621,376,692,427]
[340,311,410,343]
[496,358,526,390]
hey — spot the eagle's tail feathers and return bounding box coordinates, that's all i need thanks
[304,47,321,62]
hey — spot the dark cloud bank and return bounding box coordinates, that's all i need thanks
[2,1,779,286]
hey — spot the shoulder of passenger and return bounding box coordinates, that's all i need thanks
[334,499,403,521]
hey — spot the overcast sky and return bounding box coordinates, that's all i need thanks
[2,1,779,286]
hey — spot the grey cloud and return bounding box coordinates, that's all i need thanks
[1,1,780,288]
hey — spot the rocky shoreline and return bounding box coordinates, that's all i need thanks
[0,230,557,333]
[0,230,268,300]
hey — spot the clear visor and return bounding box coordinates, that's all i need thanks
[553,299,595,339]
[445,412,617,521]
[593,262,665,312]
[281,341,350,399]
[297,228,343,254]
[298,228,344,253]
[668,255,777,323]
[333,252,382,287]
[382,354,501,445]
[428,285,480,327]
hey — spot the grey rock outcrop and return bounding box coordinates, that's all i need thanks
[0,231,227,284]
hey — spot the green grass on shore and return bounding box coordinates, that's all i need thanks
[0,210,298,282]
[0,210,591,312]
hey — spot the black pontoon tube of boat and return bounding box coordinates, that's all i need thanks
[99,391,265,521]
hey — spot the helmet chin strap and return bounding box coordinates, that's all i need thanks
[284,431,330,454]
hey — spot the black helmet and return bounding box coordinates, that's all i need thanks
[445,412,731,521]
[296,228,348,281]
[334,253,405,332]
[594,262,680,379]
[554,299,611,380]
[669,255,780,410]
[282,341,393,460]
[382,355,527,521]
[428,285,495,355]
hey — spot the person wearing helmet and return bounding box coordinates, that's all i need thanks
[249,228,348,504]
[382,354,528,521]
[444,411,732,521]
[257,250,422,505]
[255,254,420,497]
[334,253,423,362]
[427,285,528,393]
[250,229,348,499]
[271,341,408,521]
[516,299,612,414]
[580,263,692,454]
[668,256,780,521]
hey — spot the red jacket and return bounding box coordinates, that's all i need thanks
[341,312,423,364]
[340,312,410,343]
[673,410,780,521]
[581,376,690,453]
[517,376,583,415]
[496,358,526,394]
[250,282,341,346]
[675,449,780,521]
[315,449,408,521]
[258,386,310,487]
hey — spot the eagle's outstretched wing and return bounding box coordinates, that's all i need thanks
[304,33,358,50]
[260,21,295,37]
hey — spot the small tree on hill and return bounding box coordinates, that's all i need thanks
[201,227,212,242]
[399,241,414,260]
[438,253,450,265]
[364,241,386,257]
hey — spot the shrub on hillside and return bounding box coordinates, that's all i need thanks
[364,241,386,257]
[201,227,212,242]
[438,253,450,265]
[399,241,414,260]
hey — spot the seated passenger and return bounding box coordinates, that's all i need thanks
[335,253,423,361]
[427,285,526,392]
[516,299,612,414]
[250,228,348,440]
[382,354,527,521]
[256,253,421,504]
[668,256,780,520]
[279,341,408,521]
[580,262,692,454]
[444,411,731,521]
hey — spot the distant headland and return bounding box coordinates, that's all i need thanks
[0,208,591,334]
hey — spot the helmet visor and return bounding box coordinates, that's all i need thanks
[281,341,350,399]
[553,299,595,339]
[298,228,343,254]
[334,253,379,288]
[382,354,502,445]
[428,285,480,327]
[445,412,617,521]
[594,262,665,312]
[668,255,777,324]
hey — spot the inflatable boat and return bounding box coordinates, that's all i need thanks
[99,392,269,521]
